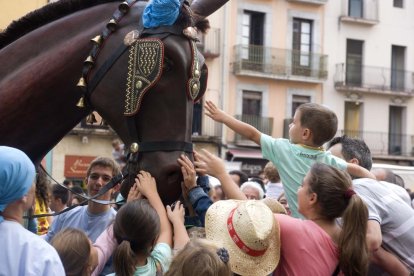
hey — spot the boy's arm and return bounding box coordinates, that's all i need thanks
[366,220,409,275]
[135,171,173,247]
[371,247,409,276]
[205,101,262,145]
[194,150,247,200]
[347,163,377,179]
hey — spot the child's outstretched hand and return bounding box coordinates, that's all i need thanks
[177,154,197,191]
[194,149,227,178]
[204,100,227,123]
[127,182,142,202]
[166,201,185,225]
[134,171,158,200]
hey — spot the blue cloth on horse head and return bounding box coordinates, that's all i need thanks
[0,146,35,223]
[143,0,182,28]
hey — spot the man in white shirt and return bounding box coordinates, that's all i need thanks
[328,136,414,275]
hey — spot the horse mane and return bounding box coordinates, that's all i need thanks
[0,0,122,49]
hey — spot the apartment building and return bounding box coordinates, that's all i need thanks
[203,0,414,175]
[203,0,329,176]
[324,0,414,165]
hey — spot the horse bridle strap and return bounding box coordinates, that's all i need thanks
[139,141,193,153]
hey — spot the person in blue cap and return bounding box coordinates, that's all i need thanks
[0,146,64,275]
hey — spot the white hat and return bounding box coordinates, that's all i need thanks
[205,200,280,276]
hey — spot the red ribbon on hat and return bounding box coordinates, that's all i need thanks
[227,207,267,257]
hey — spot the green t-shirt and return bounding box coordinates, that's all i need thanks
[260,134,347,219]
[107,243,172,276]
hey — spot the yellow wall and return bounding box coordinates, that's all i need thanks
[0,0,48,29]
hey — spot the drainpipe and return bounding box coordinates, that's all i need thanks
[219,1,230,158]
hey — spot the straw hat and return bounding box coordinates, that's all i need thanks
[205,200,280,276]
[261,197,287,215]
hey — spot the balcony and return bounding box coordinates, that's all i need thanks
[197,28,220,59]
[234,114,273,146]
[338,130,414,161]
[286,0,328,5]
[340,0,379,25]
[334,63,414,97]
[233,45,328,83]
[192,114,222,143]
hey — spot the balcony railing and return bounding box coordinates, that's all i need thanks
[197,28,220,59]
[192,114,222,140]
[335,63,414,95]
[340,0,379,24]
[337,130,414,157]
[233,45,328,82]
[234,114,273,144]
[287,0,328,5]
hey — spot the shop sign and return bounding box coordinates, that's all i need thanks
[64,155,96,178]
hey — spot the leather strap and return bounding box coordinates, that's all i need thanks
[139,141,193,153]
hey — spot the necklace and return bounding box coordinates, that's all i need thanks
[298,144,324,151]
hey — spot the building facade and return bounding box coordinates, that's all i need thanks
[324,0,414,165]
[203,0,329,176]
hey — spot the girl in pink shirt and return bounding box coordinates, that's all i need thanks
[274,163,369,276]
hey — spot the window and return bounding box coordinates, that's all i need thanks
[349,0,363,18]
[292,18,313,76]
[394,0,403,8]
[241,10,265,70]
[389,106,404,155]
[391,45,406,91]
[192,102,202,135]
[346,39,363,86]
[291,95,310,116]
[344,101,361,137]
[242,90,262,116]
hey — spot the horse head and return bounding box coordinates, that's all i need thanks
[0,0,228,205]
[88,0,211,204]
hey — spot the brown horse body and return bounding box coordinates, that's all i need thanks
[0,0,228,204]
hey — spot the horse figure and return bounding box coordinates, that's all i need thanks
[0,0,228,204]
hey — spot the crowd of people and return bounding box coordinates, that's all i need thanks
[2,99,414,276]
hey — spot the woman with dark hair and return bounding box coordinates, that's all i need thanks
[109,172,173,276]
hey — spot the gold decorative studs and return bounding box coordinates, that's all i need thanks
[130,143,139,153]
[106,19,117,31]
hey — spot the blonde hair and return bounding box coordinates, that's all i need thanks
[165,239,232,276]
[51,228,92,276]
